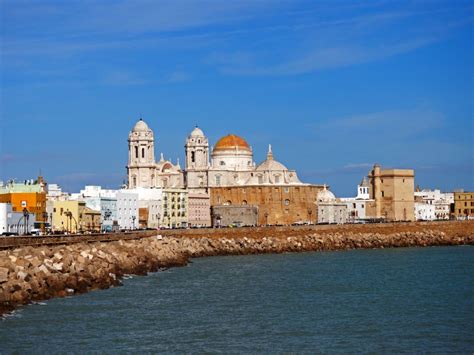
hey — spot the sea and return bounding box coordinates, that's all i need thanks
[0,246,472,353]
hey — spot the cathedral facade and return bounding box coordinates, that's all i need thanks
[126,118,324,224]
[127,118,306,191]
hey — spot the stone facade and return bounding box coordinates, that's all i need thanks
[209,185,322,225]
[211,205,258,227]
[367,164,415,221]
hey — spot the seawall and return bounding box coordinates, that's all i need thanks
[1,221,473,315]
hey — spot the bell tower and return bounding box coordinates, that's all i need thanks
[127,118,156,188]
[185,126,209,190]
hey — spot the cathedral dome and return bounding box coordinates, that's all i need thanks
[213,134,251,152]
[317,186,336,202]
[256,159,288,172]
[132,118,149,132]
[190,126,205,137]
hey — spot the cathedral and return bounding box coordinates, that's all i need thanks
[127,118,305,191]
[126,118,324,225]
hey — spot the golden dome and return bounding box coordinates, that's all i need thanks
[213,134,251,152]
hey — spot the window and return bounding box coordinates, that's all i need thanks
[381,191,384,197]
[142,148,145,158]
[135,146,138,158]
[216,175,221,186]
[258,175,263,184]
[220,161,225,166]
[284,199,290,206]
[284,187,289,193]
[274,175,280,184]
[191,151,195,163]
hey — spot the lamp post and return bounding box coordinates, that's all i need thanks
[308,208,313,225]
[131,215,136,231]
[23,208,29,235]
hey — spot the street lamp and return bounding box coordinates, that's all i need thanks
[131,215,136,231]
[23,208,30,235]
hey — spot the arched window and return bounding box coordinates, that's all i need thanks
[274,175,280,184]
[191,151,195,163]
[284,199,290,206]
[135,146,138,158]
[142,148,145,158]
[242,200,248,205]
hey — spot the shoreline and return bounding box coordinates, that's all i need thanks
[1,221,473,316]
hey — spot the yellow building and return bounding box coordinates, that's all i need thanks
[367,164,415,221]
[454,192,474,219]
[51,200,86,233]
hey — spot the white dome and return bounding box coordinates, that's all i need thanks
[190,126,204,137]
[133,119,149,132]
[317,187,336,202]
[256,159,288,172]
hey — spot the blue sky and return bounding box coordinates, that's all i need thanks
[0,0,472,196]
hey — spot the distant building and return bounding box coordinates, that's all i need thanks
[340,177,375,223]
[316,186,347,224]
[127,187,163,229]
[414,188,453,220]
[71,186,118,232]
[454,191,474,220]
[51,200,86,233]
[161,189,188,228]
[116,190,139,230]
[367,164,415,221]
[188,192,211,227]
[47,183,69,201]
[0,203,36,235]
[0,176,47,230]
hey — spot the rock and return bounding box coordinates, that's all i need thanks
[0,267,9,283]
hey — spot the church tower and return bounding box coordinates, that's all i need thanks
[127,118,156,188]
[185,126,209,190]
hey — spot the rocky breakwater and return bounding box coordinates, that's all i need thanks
[1,221,473,316]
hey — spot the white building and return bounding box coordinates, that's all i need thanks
[414,189,453,220]
[340,177,375,223]
[127,187,163,229]
[47,183,69,201]
[317,186,347,224]
[0,203,37,235]
[71,186,119,231]
[116,190,139,230]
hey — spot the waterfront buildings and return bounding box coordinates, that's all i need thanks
[116,190,139,230]
[414,188,453,220]
[51,200,86,233]
[367,164,415,222]
[162,189,188,228]
[187,192,211,227]
[453,191,474,220]
[340,177,375,223]
[0,202,37,235]
[0,177,47,230]
[316,186,348,224]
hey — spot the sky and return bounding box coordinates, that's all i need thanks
[0,0,473,196]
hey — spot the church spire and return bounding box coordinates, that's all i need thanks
[267,144,273,161]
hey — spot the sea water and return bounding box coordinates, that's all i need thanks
[0,246,472,353]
